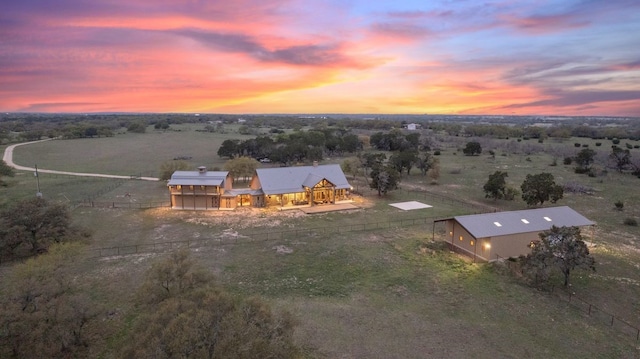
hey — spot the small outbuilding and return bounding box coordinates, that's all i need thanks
[436,206,594,262]
[168,166,234,210]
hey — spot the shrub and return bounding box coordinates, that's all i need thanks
[574,143,581,147]
[595,142,602,146]
[634,145,640,149]
[614,201,624,211]
[538,139,544,143]
[563,157,573,165]
[434,150,441,155]
[626,143,633,149]
[612,138,620,144]
[582,144,589,147]
[623,218,638,226]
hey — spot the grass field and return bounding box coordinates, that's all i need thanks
[9,124,255,177]
[2,128,640,358]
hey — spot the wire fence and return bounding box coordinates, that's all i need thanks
[495,253,640,343]
[88,215,437,258]
[558,290,640,342]
[75,201,171,209]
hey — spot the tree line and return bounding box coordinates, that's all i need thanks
[217,129,362,165]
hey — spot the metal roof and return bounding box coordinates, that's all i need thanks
[167,170,228,187]
[452,206,594,238]
[225,188,264,196]
[255,164,351,195]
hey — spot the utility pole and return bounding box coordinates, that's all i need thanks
[35,164,42,198]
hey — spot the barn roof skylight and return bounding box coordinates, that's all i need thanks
[521,219,529,224]
[493,222,502,227]
[544,216,552,222]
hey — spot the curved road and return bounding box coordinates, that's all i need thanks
[3,139,159,181]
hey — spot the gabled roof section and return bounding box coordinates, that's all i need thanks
[167,170,228,187]
[453,206,594,239]
[255,164,351,195]
[302,174,335,189]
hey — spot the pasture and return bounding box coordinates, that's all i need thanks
[2,127,640,358]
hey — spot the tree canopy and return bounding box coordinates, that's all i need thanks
[609,146,632,172]
[523,226,595,288]
[0,243,95,358]
[223,157,260,182]
[123,250,299,358]
[483,171,509,200]
[520,173,563,206]
[159,160,191,181]
[370,165,401,196]
[0,160,15,187]
[574,148,596,174]
[0,198,87,259]
[462,141,482,156]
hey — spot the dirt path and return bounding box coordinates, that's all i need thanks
[3,139,160,181]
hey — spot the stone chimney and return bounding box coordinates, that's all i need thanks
[198,166,207,174]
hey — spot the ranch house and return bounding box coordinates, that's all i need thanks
[167,163,353,210]
[436,206,594,262]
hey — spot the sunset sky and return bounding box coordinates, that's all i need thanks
[2,0,640,116]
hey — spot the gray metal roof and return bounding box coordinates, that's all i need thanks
[255,164,351,195]
[167,170,228,187]
[453,206,594,238]
[225,188,264,196]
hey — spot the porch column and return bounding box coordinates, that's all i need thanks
[180,186,184,209]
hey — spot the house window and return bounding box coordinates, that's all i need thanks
[470,240,474,246]
[177,185,182,190]
[459,235,463,241]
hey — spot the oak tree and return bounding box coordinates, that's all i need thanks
[520,173,563,206]
[462,141,482,156]
[483,171,509,200]
[124,250,299,358]
[370,165,400,196]
[523,226,595,288]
